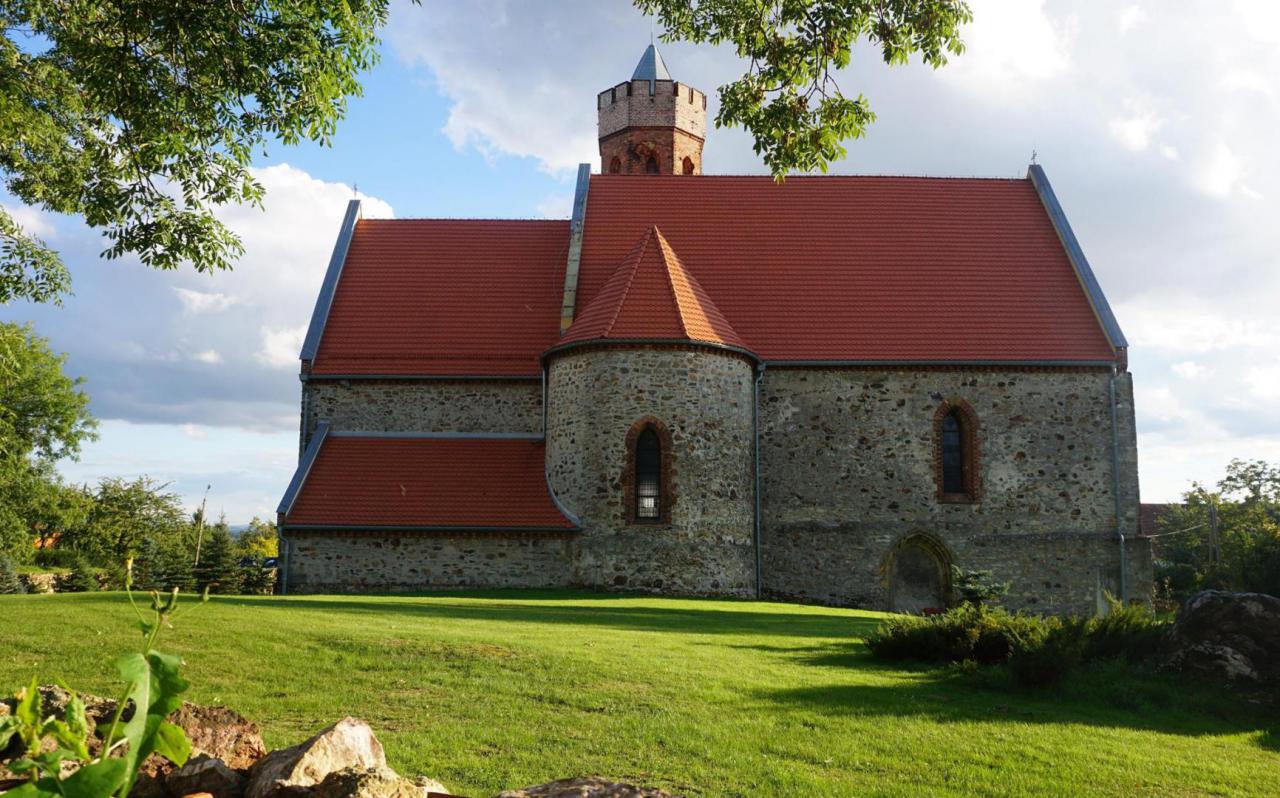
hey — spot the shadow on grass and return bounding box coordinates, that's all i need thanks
[210,591,876,640]
[755,655,1279,751]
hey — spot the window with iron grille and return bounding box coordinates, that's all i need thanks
[635,427,661,521]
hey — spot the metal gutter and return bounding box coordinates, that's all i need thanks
[752,363,767,599]
[1027,165,1129,351]
[299,199,361,364]
[1109,372,1128,603]
[278,421,330,517]
[301,373,541,383]
[545,337,760,364]
[762,359,1116,368]
[282,523,580,534]
[559,164,592,333]
[327,430,543,441]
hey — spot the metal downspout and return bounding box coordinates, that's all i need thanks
[1109,370,1128,603]
[753,363,767,599]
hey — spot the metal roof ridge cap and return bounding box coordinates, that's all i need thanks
[300,200,361,363]
[1027,164,1128,350]
[762,358,1118,367]
[277,421,329,516]
[559,164,592,333]
[326,430,544,440]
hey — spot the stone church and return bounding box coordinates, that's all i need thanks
[277,45,1152,614]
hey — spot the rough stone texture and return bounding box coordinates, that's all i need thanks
[284,534,573,594]
[496,777,682,798]
[18,572,56,593]
[170,704,267,771]
[597,79,705,175]
[547,347,756,596]
[313,766,436,798]
[758,367,1151,615]
[245,718,385,798]
[165,755,245,798]
[302,379,541,447]
[1165,590,1280,685]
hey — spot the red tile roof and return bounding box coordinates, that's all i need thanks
[310,219,568,376]
[283,435,577,530]
[577,175,1117,362]
[560,226,747,350]
[308,175,1118,376]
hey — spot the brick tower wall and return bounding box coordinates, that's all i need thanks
[598,79,706,175]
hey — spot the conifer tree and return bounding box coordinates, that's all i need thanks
[196,526,242,594]
[58,555,99,593]
[0,555,26,594]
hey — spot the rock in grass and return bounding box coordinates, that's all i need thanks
[245,718,386,798]
[495,777,683,798]
[1165,590,1280,685]
[166,755,246,798]
[313,765,445,798]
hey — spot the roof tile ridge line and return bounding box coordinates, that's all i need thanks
[299,200,361,363]
[600,226,658,338]
[1026,165,1128,351]
[651,227,693,340]
[326,430,543,441]
[277,421,329,517]
[654,228,737,344]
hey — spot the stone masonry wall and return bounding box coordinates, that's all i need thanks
[284,534,573,593]
[546,346,755,596]
[759,367,1151,615]
[301,379,541,446]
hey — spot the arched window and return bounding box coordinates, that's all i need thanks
[623,418,674,524]
[608,156,622,174]
[635,428,661,520]
[645,156,660,174]
[935,400,980,501]
[940,412,965,494]
[681,157,695,175]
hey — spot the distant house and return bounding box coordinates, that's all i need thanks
[276,45,1152,614]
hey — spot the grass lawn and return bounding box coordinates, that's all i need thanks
[1,591,1275,797]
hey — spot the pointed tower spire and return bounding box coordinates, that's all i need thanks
[631,43,672,83]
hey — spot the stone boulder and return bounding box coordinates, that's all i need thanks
[1165,590,1280,685]
[170,703,267,770]
[245,718,385,798]
[165,755,246,798]
[495,778,682,798]
[312,766,447,798]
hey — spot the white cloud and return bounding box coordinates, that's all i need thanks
[174,287,239,314]
[535,194,573,219]
[2,202,57,238]
[1171,361,1211,380]
[940,0,1073,94]
[1244,365,1280,400]
[1117,5,1147,34]
[1160,145,1180,161]
[1108,101,1163,152]
[180,423,208,440]
[257,324,306,369]
[1192,141,1245,199]
[1116,297,1279,354]
[192,349,223,365]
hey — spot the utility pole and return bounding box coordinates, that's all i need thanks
[1207,500,1220,566]
[192,484,211,567]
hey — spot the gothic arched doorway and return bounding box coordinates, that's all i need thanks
[888,534,952,613]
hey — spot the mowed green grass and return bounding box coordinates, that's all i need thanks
[1,592,1275,797]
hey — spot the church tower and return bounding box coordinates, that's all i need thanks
[597,44,706,175]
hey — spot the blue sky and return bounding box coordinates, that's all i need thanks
[3,0,1279,522]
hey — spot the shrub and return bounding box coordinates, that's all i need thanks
[867,604,1055,665]
[0,555,27,594]
[952,566,1011,607]
[57,556,100,592]
[1009,618,1087,688]
[33,547,81,570]
[238,558,275,595]
[1085,598,1166,663]
[194,526,242,594]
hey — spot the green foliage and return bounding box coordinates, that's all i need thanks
[951,565,1010,607]
[866,604,1050,665]
[870,597,1170,689]
[235,517,279,560]
[56,556,98,593]
[636,0,972,176]
[132,537,194,594]
[195,525,241,594]
[238,558,276,595]
[1155,459,1280,601]
[0,570,204,797]
[62,477,189,564]
[0,553,25,593]
[0,0,397,303]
